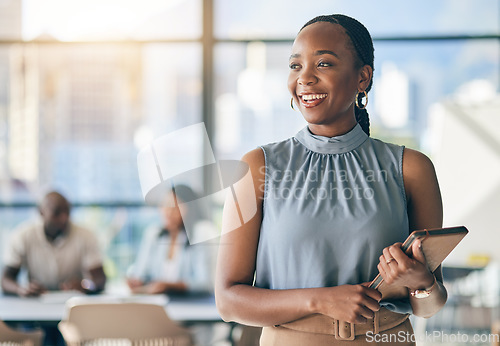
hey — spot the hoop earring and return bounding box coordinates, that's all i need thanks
[355,90,368,110]
[290,97,297,111]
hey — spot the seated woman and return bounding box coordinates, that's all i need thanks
[127,184,216,295]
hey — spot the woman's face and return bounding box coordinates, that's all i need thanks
[161,193,185,230]
[288,22,369,135]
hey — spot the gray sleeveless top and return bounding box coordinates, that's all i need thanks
[256,124,412,313]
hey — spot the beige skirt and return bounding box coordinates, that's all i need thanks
[260,309,415,346]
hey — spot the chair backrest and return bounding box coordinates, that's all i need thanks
[58,303,193,346]
[0,320,44,346]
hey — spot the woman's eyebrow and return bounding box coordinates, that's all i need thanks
[315,50,339,58]
[289,50,340,60]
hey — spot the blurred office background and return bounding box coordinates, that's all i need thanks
[0,0,499,341]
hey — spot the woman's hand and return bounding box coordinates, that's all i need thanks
[126,280,165,294]
[142,281,170,294]
[377,240,435,291]
[126,277,144,289]
[128,280,188,294]
[312,284,381,324]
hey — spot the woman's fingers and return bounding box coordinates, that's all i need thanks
[321,285,381,324]
[388,243,408,264]
[353,287,381,322]
[411,239,427,265]
[363,286,382,304]
[380,244,407,284]
[379,254,391,272]
[362,297,381,316]
[382,246,400,269]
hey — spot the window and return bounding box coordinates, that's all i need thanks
[0,0,203,281]
[215,0,500,39]
[0,0,498,282]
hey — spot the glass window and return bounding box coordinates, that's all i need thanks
[214,42,307,160]
[215,0,500,39]
[370,40,500,147]
[0,1,205,285]
[21,0,202,41]
[0,43,201,204]
[0,41,202,282]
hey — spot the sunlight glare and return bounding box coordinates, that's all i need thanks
[23,0,186,40]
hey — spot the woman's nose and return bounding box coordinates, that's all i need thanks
[298,67,317,85]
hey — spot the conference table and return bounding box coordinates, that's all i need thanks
[0,290,222,324]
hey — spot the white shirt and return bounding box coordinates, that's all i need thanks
[3,219,103,290]
[128,221,217,293]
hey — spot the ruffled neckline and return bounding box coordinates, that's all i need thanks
[294,123,368,154]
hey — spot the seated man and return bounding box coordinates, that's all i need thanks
[1,191,106,296]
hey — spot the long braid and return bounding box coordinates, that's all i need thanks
[355,100,370,136]
[301,14,374,136]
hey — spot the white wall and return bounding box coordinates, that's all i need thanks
[428,89,500,266]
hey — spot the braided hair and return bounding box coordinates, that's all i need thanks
[300,14,374,136]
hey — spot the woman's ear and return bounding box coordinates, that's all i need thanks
[358,65,373,91]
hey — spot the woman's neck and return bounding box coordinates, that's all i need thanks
[307,117,357,138]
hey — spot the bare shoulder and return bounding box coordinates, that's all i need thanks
[241,147,265,170]
[240,148,266,200]
[402,148,442,229]
[402,147,439,195]
[402,147,437,184]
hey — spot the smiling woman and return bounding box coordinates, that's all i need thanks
[215,14,447,345]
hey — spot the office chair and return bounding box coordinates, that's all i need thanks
[235,326,262,346]
[58,303,193,346]
[0,320,44,346]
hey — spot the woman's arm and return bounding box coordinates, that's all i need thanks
[181,230,219,293]
[215,148,381,327]
[377,148,447,318]
[130,280,187,294]
[127,226,159,282]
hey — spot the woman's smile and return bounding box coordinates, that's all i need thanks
[299,93,328,108]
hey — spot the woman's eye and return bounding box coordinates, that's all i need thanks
[289,63,300,70]
[318,62,332,67]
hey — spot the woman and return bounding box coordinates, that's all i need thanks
[215,14,447,345]
[127,184,216,295]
